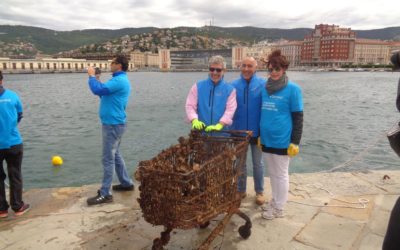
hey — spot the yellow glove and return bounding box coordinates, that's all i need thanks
[205,123,224,132]
[191,119,205,130]
[257,137,261,149]
[287,143,299,157]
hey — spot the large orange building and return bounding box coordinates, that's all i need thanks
[301,24,356,67]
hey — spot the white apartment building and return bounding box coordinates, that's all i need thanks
[354,39,390,65]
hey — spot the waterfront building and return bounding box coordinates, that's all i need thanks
[273,40,303,67]
[129,50,170,69]
[232,44,274,69]
[301,24,356,67]
[0,57,134,73]
[170,49,232,70]
[159,49,171,70]
[354,39,390,65]
[130,51,146,68]
[389,41,400,54]
[232,47,247,69]
[145,52,159,68]
[246,44,273,68]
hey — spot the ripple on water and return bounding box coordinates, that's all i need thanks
[4,71,399,188]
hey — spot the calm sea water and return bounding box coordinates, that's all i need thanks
[3,71,400,189]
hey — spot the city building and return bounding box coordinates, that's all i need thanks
[170,49,232,70]
[354,39,390,65]
[144,52,159,68]
[0,57,135,73]
[130,51,146,68]
[273,40,303,67]
[159,49,171,70]
[232,44,274,69]
[2,23,399,73]
[301,24,356,67]
[232,47,247,69]
[246,44,272,66]
[389,41,400,54]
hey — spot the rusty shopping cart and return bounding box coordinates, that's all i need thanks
[135,130,253,250]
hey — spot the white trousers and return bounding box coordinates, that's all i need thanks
[263,153,290,210]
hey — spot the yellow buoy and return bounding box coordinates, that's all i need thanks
[52,156,63,166]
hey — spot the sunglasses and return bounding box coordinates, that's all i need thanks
[268,66,282,73]
[209,67,223,73]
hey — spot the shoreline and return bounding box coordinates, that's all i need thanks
[0,170,398,249]
[1,67,394,74]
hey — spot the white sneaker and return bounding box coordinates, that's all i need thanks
[273,208,284,218]
[261,203,284,220]
[261,203,274,220]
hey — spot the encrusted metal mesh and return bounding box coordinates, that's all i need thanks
[135,130,251,229]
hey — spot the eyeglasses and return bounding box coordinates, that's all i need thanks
[268,66,282,73]
[209,67,223,73]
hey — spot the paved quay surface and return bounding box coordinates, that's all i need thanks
[0,170,399,250]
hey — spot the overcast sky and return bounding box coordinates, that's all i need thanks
[0,0,399,31]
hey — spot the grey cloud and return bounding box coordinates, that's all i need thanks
[0,0,398,30]
[126,0,154,8]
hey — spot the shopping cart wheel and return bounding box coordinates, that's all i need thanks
[152,227,172,250]
[152,238,163,250]
[199,221,210,229]
[238,223,251,239]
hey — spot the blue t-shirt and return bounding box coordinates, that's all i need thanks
[260,81,303,148]
[99,72,131,125]
[0,89,23,149]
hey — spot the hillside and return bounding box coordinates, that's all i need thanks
[0,25,158,54]
[355,26,400,40]
[0,25,399,57]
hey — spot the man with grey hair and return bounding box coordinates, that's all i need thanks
[231,57,266,205]
[185,55,237,132]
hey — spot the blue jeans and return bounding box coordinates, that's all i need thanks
[237,143,264,194]
[100,124,133,196]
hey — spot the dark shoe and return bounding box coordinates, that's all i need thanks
[0,210,8,218]
[15,204,30,216]
[236,192,247,200]
[87,190,113,206]
[112,184,134,191]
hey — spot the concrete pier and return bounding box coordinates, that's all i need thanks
[0,170,398,249]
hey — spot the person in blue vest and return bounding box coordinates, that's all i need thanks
[260,50,303,220]
[86,55,134,206]
[0,70,30,218]
[185,55,237,132]
[231,57,266,205]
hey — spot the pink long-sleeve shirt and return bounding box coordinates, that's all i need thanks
[185,83,237,126]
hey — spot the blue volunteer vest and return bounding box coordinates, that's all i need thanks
[197,77,234,127]
[231,73,265,137]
